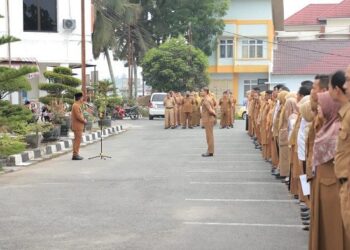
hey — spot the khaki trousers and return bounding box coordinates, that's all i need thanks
[183,112,192,128]
[309,161,350,250]
[73,130,83,156]
[340,182,350,239]
[271,136,279,167]
[203,120,214,154]
[165,108,175,128]
[220,110,229,128]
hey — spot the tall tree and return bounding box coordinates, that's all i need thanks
[139,0,229,55]
[142,37,209,92]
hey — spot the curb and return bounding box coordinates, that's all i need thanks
[6,125,124,167]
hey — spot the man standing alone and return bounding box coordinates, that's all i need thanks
[201,87,216,157]
[71,93,87,160]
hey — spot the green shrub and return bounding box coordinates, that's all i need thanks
[0,135,26,158]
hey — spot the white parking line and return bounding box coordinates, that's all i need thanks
[190,181,280,185]
[183,222,304,228]
[190,160,263,163]
[186,170,269,173]
[185,198,293,203]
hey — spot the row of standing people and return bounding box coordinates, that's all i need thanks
[247,68,350,250]
[163,90,237,129]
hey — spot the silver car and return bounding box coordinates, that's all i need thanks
[148,92,167,120]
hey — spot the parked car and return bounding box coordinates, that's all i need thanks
[236,105,247,120]
[148,92,167,120]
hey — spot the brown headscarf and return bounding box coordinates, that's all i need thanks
[299,97,315,122]
[278,91,290,130]
[284,94,298,119]
[312,92,341,171]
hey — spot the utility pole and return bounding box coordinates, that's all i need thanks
[6,0,11,67]
[127,25,132,99]
[81,0,87,100]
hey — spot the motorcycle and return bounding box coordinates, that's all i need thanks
[112,106,125,120]
[124,106,140,120]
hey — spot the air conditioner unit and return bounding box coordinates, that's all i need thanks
[63,19,76,30]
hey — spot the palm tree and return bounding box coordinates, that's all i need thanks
[92,0,153,99]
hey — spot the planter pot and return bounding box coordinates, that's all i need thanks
[42,125,61,142]
[98,118,112,127]
[60,117,71,137]
[25,133,42,149]
[84,121,93,131]
[0,158,6,168]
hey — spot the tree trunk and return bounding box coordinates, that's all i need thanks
[133,59,137,98]
[104,48,116,95]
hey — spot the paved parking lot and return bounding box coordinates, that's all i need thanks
[0,120,308,249]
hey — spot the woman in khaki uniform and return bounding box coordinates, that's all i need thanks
[268,94,278,168]
[261,91,272,160]
[284,94,298,192]
[277,91,290,178]
[310,92,348,250]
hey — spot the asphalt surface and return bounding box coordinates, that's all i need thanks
[0,119,308,250]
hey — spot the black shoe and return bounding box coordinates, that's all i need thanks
[171,127,175,129]
[301,207,309,212]
[202,153,214,157]
[182,127,186,129]
[302,220,310,226]
[301,211,310,217]
[276,175,286,180]
[301,216,310,221]
[302,226,309,231]
[72,155,83,160]
[189,127,193,129]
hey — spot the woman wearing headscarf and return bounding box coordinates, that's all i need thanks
[268,90,279,172]
[285,93,299,194]
[277,90,290,179]
[309,91,348,250]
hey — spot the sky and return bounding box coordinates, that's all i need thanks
[96,0,344,80]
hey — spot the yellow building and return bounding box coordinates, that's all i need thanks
[208,0,283,103]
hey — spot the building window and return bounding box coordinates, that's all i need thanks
[241,39,264,59]
[243,79,258,94]
[220,39,233,58]
[23,0,57,32]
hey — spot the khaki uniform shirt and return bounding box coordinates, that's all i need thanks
[219,97,231,111]
[335,102,350,179]
[71,102,85,131]
[182,97,194,113]
[164,97,175,108]
[201,96,215,123]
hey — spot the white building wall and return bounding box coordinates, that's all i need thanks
[0,0,94,64]
[270,74,314,92]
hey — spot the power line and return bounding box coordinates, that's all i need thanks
[221,30,350,59]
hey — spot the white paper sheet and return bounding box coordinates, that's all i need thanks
[299,174,310,196]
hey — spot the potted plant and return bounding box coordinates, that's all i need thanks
[39,66,81,139]
[94,80,115,128]
[25,123,53,148]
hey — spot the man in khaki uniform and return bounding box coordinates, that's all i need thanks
[71,93,87,160]
[331,67,350,238]
[182,91,194,129]
[201,87,216,157]
[174,92,183,127]
[229,91,237,128]
[219,91,231,129]
[192,92,201,127]
[163,92,176,129]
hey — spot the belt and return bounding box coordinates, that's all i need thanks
[166,107,174,109]
[339,178,348,185]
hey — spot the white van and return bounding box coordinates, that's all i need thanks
[148,92,167,120]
